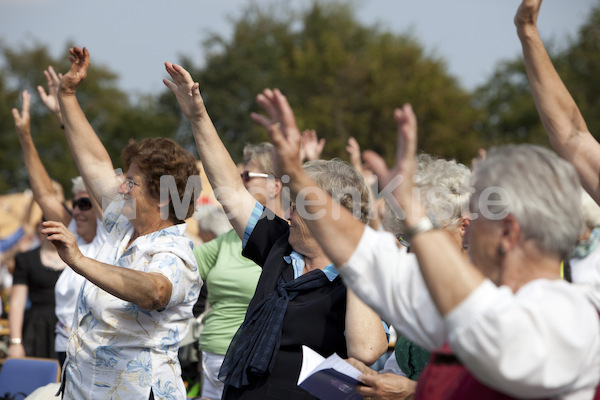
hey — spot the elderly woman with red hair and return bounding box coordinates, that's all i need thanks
[42,47,202,400]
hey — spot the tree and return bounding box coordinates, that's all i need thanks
[0,41,180,194]
[185,1,483,166]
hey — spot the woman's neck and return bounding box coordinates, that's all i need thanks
[302,252,332,274]
[129,219,176,248]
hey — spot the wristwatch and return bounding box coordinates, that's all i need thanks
[396,213,440,246]
[10,338,22,345]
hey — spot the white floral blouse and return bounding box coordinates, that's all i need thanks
[62,200,201,400]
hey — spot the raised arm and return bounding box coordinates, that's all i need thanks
[58,47,120,206]
[253,90,388,360]
[163,63,255,238]
[12,90,70,225]
[251,89,365,265]
[42,221,171,311]
[515,0,600,200]
[379,105,485,316]
[346,137,382,230]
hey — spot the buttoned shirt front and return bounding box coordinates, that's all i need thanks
[62,200,201,400]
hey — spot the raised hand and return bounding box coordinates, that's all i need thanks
[514,0,542,35]
[41,221,84,267]
[37,66,64,124]
[60,47,90,96]
[11,90,31,137]
[300,129,326,162]
[363,105,421,224]
[163,62,205,122]
[250,89,303,179]
[346,137,365,174]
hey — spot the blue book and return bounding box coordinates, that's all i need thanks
[297,346,364,400]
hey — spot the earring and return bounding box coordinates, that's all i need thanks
[497,245,505,256]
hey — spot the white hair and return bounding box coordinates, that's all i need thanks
[471,144,583,259]
[71,176,87,196]
[384,153,471,233]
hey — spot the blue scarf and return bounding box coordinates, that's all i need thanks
[218,269,331,389]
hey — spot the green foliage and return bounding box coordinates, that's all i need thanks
[0,42,180,195]
[3,0,597,196]
[185,0,482,166]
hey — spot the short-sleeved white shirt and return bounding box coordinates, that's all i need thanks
[340,226,600,399]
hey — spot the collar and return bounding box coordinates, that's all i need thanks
[283,251,338,282]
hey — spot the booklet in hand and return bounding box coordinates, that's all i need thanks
[297,345,364,400]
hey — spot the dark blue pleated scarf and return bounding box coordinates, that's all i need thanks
[218,268,330,389]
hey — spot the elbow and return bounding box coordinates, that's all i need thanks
[347,341,388,366]
[139,279,172,311]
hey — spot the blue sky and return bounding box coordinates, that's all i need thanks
[1,0,596,96]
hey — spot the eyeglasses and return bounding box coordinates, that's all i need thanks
[121,178,141,194]
[240,171,269,183]
[72,197,93,211]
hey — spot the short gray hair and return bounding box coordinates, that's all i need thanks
[302,159,370,223]
[472,144,583,259]
[243,142,277,178]
[384,153,471,233]
[71,176,87,196]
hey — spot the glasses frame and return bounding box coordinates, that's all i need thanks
[121,178,141,194]
[240,171,270,183]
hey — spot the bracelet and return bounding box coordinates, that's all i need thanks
[10,338,22,345]
[397,213,440,246]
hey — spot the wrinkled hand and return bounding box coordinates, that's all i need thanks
[347,358,417,400]
[358,373,417,400]
[346,137,365,173]
[11,90,31,137]
[41,221,84,267]
[363,105,420,224]
[250,89,302,179]
[300,129,326,162]
[514,0,541,35]
[163,62,206,122]
[37,66,64,123]
[60,47,90,95]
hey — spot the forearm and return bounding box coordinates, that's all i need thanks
[8,285,27,341]
[519,28,589,150]
[339,227,446,351]
[345,289,388,365]
[18,133,70,224]
[411,230,484,316]
[190,112,255,236]
[70,256,172,310]
[517,22,600,199]
[58,93,118,204]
